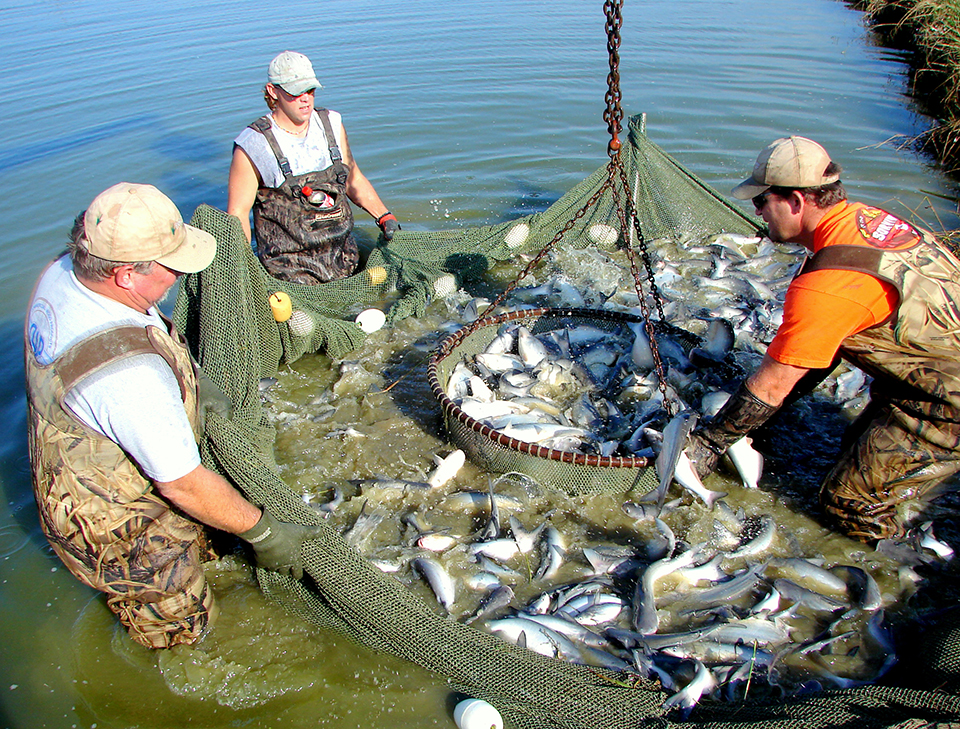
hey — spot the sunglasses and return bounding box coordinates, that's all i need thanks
[752,191,774,211]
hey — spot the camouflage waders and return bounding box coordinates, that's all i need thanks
[250,109,359,285]
[802,205,960,542]
[25,319,216,649]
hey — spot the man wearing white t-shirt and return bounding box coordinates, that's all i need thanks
[25,182,321,648]
[227,50,400,284]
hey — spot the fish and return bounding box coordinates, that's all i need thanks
[343,502,387,549]
[724,515,776,560]
[661,658,716,718]
[412,556,456,611]
[673,452,726,509]
[725,436,763,489]
[535,526,566,581]
[465,584,515,624]
[426,449,466,488]
[633,546,703,634]
[652,410,699,511]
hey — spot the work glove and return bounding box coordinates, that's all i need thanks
[196,366,233,427]
[685,381,779,479]
[376,211,400,242]
[239,508,323,580]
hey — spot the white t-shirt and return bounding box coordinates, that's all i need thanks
[27,255,201,482]
[233,109,345,188]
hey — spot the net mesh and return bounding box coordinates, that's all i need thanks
[172,114,960,727]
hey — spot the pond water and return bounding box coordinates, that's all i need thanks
[1,1,959,728]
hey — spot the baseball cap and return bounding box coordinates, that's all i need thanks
[267,51,322,97]
[731,136,840,199]
[82,183,216,273]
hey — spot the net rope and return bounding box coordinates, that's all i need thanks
[173,117,960,727]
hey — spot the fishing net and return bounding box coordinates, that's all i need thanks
[172,115,960,728]
[427,306,705,497]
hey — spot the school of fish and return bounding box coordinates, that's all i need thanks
[265,230,954,716]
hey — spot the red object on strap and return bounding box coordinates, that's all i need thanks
[301,185,314,197]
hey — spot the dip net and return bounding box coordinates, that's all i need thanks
[172,115,960,727]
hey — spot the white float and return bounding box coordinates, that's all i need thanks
[453,699,503,729]
[504,222,530,249]
[355,308,386,333]
[587,223,619,246]
[288,310,315,337]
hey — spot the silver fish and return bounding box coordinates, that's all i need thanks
[412,556,456,611]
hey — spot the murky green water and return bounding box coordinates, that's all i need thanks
[2,1,960,727]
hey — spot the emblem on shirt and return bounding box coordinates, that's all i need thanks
[28,298,57,365]
[856,207,921,251]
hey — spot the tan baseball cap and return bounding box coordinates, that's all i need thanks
[732,136,840,199]
[82,183,216,273]
[268,51,322,97]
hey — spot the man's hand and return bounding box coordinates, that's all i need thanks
[376,212,400,242]
[240,508,323,580]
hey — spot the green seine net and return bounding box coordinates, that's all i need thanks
[173,115,960,728]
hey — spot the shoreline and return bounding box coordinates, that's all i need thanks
[851,0,960,182]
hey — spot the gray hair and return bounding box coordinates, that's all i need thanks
[68,212,155,281]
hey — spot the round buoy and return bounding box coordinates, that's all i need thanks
[367,266,388,286]
[504,222,530,249]
[587,223,619,246]
[432,274,457,298]
[453,699,503,729]
[355,308,386,333]
[269,291,292,322]
[288,310,314,337]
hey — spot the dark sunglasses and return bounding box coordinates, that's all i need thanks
[752,191,774,211]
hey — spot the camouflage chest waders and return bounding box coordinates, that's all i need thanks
[251,108,359,285]
[25,318,216,649]
[801,207,960,542]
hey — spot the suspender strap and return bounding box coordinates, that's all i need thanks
[315,108,342,163]
[56,326,188,401]
[248,109,343,184]
[249,116,295,181]
[800,245,883,276]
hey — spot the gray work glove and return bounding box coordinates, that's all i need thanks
[196,366,233,427]
[240,508,322,580]
[686,381,779,479]
[376,212,400,242]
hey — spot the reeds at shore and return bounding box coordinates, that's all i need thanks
[852,0,960,175]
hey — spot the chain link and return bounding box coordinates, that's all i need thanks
[468,0,674,413]
[603,0,624,156]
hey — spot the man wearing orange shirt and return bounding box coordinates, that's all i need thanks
[686,136,960,544]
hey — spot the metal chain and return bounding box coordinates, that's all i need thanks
[470,0,674,413]
[603,0,624,157]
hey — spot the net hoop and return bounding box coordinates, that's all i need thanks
[427,307,660,477]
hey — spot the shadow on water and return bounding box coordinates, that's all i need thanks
[495,178,561,222]
[0,319,43,550]
[0,115,157,174]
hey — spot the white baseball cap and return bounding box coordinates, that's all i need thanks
[267,51,322,96]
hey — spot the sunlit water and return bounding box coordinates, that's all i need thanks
[2,1,960,727]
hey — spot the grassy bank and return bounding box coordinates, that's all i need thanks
[851,0,960,176]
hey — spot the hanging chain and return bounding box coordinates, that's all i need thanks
[603,0,624,157]
[602,0,672,412]
[469,0,674,413]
